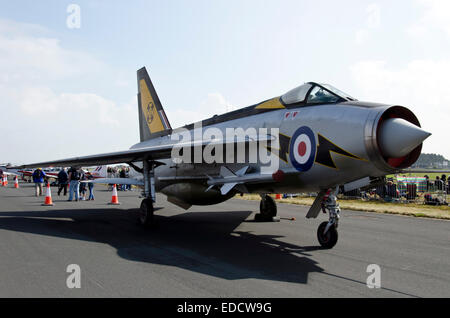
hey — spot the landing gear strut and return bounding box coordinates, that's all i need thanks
[139,160,156,227]
[317,191,340,249]
[255,194,279,222]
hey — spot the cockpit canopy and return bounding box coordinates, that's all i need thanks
[281,82,356,105]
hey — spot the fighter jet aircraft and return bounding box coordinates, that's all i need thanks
[14,67,431,248]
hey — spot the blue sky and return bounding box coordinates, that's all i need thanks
[1,0,449,163]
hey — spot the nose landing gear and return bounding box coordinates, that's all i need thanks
[317,191,340,249]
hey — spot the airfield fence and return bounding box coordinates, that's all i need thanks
[341,176,449,205]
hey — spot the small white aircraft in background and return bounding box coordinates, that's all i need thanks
[0,165,21,178]
[83,165,143,186]
[0,165,108,182]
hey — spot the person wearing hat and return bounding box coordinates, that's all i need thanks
[32,168,46,196]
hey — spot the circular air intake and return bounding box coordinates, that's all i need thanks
[376,106,429,169]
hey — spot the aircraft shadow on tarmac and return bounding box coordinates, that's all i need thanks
[0,207,324,284]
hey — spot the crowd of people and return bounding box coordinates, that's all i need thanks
[107,166,132,191]
[424,174,448,192]
[32,166,95,201]
[29,165,133,201]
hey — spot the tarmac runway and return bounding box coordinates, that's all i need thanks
[0,182,448,298]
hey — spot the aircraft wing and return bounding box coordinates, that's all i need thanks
[12,134,275,169]
[12,145,174,169]
[81,178,144,186]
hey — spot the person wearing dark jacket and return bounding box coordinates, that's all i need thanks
[57,168,69,196]
[119,168,126,191]
[87,174,95,200]
[68,166,80,201]
[79,171,87,201]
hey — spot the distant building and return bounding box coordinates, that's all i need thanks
[412,153,449,169]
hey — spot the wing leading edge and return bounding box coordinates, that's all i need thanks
[12,144,173,169]
[12,135,275,169]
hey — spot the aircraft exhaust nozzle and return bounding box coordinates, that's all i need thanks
[378,118,431,158]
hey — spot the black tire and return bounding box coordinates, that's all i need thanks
[317,221,338,249]
[139,198,154,227]
[259,195,277,218]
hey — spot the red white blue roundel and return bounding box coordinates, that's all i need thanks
[289,126,316,172]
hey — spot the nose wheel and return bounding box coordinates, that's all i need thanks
[317,221,338,249]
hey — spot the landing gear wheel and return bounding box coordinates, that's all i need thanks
[139,198,154,227]
[317,221,338,249]
[256,195,277,221]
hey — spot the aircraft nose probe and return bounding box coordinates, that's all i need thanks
[378,118,431,158]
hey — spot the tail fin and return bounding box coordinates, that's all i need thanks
[137,67,172,141]
[91,165,107,178]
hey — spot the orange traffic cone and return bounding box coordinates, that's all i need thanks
[14,176,19,188]
[42,183,54,206]
[4,176,8,186]
[108,184,120,205]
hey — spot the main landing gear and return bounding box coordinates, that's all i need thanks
[317,191,340,249]
[255,194,280,222]
[139,160,156,227]
[139,198,154,226]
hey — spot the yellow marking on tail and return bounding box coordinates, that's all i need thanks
[140,79,164,133]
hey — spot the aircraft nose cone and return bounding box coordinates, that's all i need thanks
[378,118,431,158]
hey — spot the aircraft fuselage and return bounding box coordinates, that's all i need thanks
[130,101,425,207]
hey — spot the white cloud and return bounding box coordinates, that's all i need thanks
[0,18,237,164]
[407,0,450,37]
[202,93,236,114]
[0,19,136,164]
[0,32,102,83]
[350,59,450,158]
[0,18,49,37]
[355,29,369,45]
[355,3,381,44]
[366,3,381,29]
[169,93,235,128]
[16,87,125,126]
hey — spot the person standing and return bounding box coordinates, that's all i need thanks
[32,168,46,196]
[68,166,80,201]
[57,168,69,196]
[119,168,126,191]
[126,167,131,191]
[87,174,95,201]
[435,176,443,191]
[79,171,87,201]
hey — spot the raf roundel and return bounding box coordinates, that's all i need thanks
[289,126,316,172]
